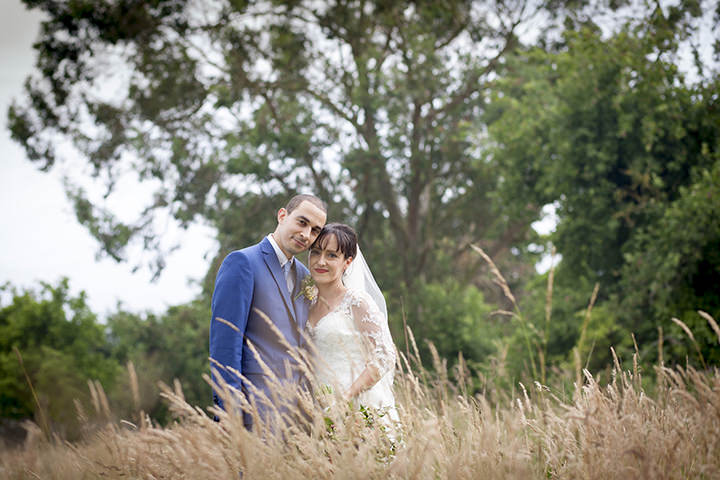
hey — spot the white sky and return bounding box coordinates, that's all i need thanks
[0,0,216,317]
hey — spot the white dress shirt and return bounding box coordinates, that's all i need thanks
[267,234,294,293]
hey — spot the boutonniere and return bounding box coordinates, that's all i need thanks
[295,275,318,303]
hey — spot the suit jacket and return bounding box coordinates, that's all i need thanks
[209,236,310,423]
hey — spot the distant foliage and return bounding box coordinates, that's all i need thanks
[0,280,118,436]
[106,300,211,421]
[0,280,211,439]
[9,0,593,312]
[487,9,720,369]
[392,279,498,370]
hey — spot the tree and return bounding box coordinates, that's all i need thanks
[486,2,720,367]
[9,0,593,298]
[621,160,720,365]
[0,280,119,436]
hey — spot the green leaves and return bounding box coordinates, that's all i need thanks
[106,300,211,420]
[620,160,720,363]
[0,279,213,430]
[0,280,118,427]
[393,279,497,369]
[488,6,720,368]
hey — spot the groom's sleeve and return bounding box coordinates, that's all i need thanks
[209,251,254,411]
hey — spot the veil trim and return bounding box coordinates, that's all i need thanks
[342,246,388,321]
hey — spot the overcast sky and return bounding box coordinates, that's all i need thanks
[0,0,215,316]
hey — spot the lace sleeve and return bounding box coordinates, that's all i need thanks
[349,289,396,378]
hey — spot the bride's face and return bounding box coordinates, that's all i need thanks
[308,234,353,286]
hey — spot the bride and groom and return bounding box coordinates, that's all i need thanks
[209,194,397,430]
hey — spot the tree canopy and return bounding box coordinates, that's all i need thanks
[487,4,720,368]
[0,279,210,438]
[9,0,598,289]
[0,280,117,432]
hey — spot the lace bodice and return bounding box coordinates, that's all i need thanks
[306,288,396,410]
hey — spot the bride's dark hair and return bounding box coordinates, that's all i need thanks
[311,223,357,259]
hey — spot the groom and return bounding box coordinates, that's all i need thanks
[209,194,327,427]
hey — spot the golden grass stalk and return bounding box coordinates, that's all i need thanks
[573,283,600,389]
[127,361,140,412]
[470,243,518,310]
[213,316,240,332]
[671,317,707,370]
[13,347,50,440]
[698,310,720,344]
[470,243,538,380]
[576,282,600,357]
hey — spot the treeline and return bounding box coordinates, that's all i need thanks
[0,280,209,440]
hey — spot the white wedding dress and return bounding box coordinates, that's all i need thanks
[306,287,399,425]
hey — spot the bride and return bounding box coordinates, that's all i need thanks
[304,223,398,426]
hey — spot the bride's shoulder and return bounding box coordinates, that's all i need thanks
[345,288,377,311]
[345,287,367,302]
[345,287,364,299]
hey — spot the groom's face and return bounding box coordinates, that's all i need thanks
[273,201,327,258]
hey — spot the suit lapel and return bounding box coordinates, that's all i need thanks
[260,238,298,326]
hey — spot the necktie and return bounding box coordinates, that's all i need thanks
[283,260,295,294]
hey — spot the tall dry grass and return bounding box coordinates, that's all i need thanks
[3,245,720,479]
[1,332,719,479]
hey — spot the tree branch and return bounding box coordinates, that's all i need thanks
[433,28,518,122]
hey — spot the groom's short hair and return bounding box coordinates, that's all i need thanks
[286,194,327,214]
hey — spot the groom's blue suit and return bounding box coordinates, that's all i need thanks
[209,236,310,427]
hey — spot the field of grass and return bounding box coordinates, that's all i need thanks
[1,335,718,480]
